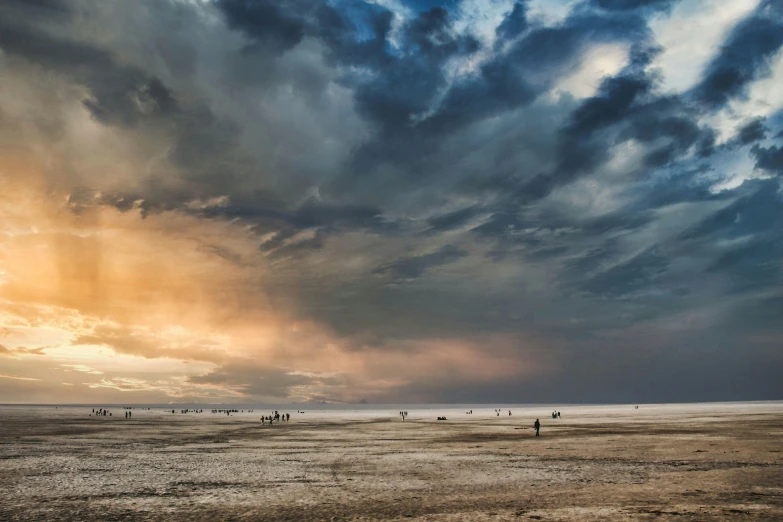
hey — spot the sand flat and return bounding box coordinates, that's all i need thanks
[1,402,782,521]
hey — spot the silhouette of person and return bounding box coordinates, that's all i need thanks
[534,419,540,437]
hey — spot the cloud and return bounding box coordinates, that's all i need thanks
[373,245,468,280]
[13,347,48,356]
[0,344,48,357]
[0,16,177,128]
[692,0,783,109]
[215,0,307,55]
[426,206,483,232]
[84,376,245,398]
[580,246,669,298]
[589,0,678,11]
[736,117,768,145]
[61,364,103,375]
[188,364,333,400]
[0,0,782,403]
[73,325,229,364]
[495,1,528,42]
[0,374,40,382]
[752,144,783,175]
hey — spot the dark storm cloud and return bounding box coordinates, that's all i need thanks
[581,208,656,235]
[692,0,783,109]
[217,0,396,66]
[500,40,720,205]
[214,0,683,214]
[0,0,72,23]
[639,166,727,208]
[680,179,783,293]
[0,20,178,127]
[510,46,659,201]
[350,6,478,125]
[3,0,782,402]
[564,240,622,278]
[216,0,307,54]
[426,206,483,232]
[752,144,783,176]
[565,68,654,137]
[333,6,485,180]
[736,117,768,146]
[0,0,403,250]
[0,2,255,205]
[193,197,399,246]
[373,245,468,280]
[494,1,528,43]
[468,204,652,255]
[679,179,783,241]
[589,0,678,12]
[299,1,657,196]
[579,246,669,298]
[707,238,783,292]
[626,104,710,167]
[469,211,527,241]
[266,228,329,260]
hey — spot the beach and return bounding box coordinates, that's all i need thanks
[1,402,781,521]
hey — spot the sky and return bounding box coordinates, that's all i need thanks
[0,0,782,404]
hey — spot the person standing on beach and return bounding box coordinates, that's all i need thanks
[534,419,540,436]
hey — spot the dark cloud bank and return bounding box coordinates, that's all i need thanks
[1,0,782,402]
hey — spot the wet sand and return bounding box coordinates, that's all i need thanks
[1,403,782,521]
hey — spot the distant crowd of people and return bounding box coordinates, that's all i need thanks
[261,411,290,425]
[492,408,513,416]
[89,406,153,418]
[80,405,586,438]
[90,408,111,417]
[210,409,238,415]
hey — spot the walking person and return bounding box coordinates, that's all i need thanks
[534,418,540,437]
